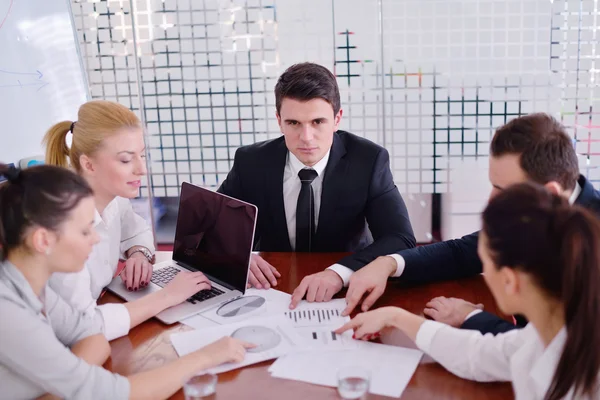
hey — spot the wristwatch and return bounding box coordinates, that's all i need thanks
[128,247,154,262]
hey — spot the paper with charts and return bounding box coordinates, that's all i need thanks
[282,298,355,349]
[182,290,355,349]
[170,315,308,374]
[269,340,424,398]
[194,288,291,325]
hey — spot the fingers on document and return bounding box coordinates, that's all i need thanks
[315,285,328,302]
[289,279,310,309]
[240,340,257,349]
[356,332,381,341]
[361,287,384,312]
[305,281,319,302]
[334,320,355,334]
[342,288,363,316]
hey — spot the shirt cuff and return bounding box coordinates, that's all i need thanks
[464,309,483,322]
[327,264,354,287]
[98,303,131,341]
[387,254,406,278]
[415,320,447,353]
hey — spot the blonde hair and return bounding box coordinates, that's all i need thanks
[43,100,142,171]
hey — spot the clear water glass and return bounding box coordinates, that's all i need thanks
[337,366,370,399]
[183,373,218,400]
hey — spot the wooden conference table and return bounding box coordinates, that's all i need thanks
[100,252,514,399]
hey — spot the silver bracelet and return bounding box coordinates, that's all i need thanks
[128,247,153,262]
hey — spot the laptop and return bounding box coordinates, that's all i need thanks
[107,182,258,324]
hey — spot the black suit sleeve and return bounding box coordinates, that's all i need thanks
[396,231,482,284]
[337,148,416,271]
[460,311,519,335]
[217,149,244,200]
[217,149,260,248]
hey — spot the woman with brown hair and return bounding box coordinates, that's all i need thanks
[44,100,211,340]
[0,164,252,400]
[337,182,600,399]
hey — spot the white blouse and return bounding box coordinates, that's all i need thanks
[49,197,155,340]
[0,261,129,399]
[416,320,595,399]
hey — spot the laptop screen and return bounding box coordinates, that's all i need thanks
[172,182,257,293]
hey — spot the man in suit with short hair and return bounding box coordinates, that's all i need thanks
[337,113,600,335]
[218,62,416,303]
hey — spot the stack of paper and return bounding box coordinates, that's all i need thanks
[172,289,423,397]
[268,341,423,398]
[171,315,309,374]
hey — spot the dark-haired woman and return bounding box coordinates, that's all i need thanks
[337,182,599,400]
[0,164,252,400]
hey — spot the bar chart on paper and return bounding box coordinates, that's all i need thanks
[283,300,355,349]
[284,308,343,326]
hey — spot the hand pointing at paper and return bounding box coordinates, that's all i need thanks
[335,306,426,342]
[341,256,398,316]
[289,270,344,309]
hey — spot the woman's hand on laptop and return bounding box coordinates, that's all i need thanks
[121,252,153,291]
[247,254,281,289]
[163,271,211,306]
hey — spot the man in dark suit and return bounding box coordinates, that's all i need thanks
[339,113,600,335]
[218,62,416,302]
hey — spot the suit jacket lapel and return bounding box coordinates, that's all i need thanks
[265,139,292,251]
[316,133,348,238]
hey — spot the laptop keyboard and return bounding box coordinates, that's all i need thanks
[151,266,181,287]
[150,266,225,304]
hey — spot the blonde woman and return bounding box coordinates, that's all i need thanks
[44,100,211,340]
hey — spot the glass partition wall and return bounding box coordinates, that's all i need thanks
[71,0,600,243]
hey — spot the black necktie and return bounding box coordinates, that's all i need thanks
[296,168,318,252]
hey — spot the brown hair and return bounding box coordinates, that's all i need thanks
[482,183,600,400]
[43,100,141,171]
[274,62,341,116]
[490,113,579,191]
[0,164,93,260]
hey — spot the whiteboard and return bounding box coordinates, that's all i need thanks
[0,0,88,164]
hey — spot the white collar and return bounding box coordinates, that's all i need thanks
[529,326,567,396]
[287,149,331,178]
[94,197,120,227]
[568,181,582,205]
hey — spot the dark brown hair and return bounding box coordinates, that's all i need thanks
[482,183,600,400]
[0,164,93,260]
[274,62,341,116]
[490,113,579,191]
